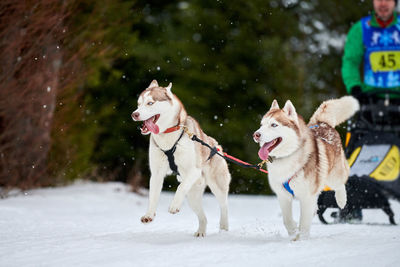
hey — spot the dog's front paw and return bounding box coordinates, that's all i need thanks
[219,221,229,231]
[291,233,300,241]
[168,205,180,214]
[291,231,309,241]
[287,227,298,240]
[194,231,205,237]
[140,213,155,224]
[286,224,297,236]
[168,199,182,214]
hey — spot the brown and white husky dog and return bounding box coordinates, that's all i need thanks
[253,96,359,240]
[131,80,231,237]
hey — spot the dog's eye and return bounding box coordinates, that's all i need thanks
[271,123,278,128]
[147,102,154,106]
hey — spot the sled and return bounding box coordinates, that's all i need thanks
[317,90,400,225]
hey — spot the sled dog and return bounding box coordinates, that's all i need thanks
[131,80,231,237]
[253,96,359,240]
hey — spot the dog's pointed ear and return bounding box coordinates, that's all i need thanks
[283,100,298,121]
[269,99,280,111]
[166,82,172,92]
[165,82,173,97]
[148,80,159,88]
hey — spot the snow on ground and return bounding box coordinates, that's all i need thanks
[0,181,399,267]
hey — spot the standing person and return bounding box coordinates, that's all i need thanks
[342,0,400,101]
[340,0,399,223]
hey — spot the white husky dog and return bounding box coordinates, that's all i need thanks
[253,96,359,240]
[131,80,231,237]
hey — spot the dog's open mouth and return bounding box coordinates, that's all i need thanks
[258,137,282,161]
[141,114,160,134]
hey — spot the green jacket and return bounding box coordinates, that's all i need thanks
[342,12,400,95]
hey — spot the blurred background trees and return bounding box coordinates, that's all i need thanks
[0,0,68,189]
[0,0,371,194]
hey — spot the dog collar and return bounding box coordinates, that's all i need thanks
[163,125,181,134]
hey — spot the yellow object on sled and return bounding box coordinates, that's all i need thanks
[347,144,400,182]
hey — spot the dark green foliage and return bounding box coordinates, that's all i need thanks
[57,0,372,194]
[48,0,139,182]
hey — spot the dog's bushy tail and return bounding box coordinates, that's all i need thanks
[309,96,360,128]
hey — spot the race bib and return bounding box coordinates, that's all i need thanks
[370,51,400,72]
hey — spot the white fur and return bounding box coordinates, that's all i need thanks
[254,96,359,240]
[132,80,231,237]
[309,96,360,127]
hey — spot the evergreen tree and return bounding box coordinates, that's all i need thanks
[50,0,372,194]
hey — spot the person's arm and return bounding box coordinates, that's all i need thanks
[341,21,364,95]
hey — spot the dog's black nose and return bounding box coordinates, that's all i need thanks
[132,112,140,120]
[253,131,261,141]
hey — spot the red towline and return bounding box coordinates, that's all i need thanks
[217,147,269,174]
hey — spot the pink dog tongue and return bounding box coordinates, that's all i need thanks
[258,141,274,161]
[144,117,159,134]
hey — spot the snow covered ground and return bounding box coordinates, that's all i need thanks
[0,181,399,267]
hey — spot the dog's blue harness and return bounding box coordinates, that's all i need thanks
[283,177,294,197]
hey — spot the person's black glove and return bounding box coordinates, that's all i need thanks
[350,86,368,103]
[350,86,362,97]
